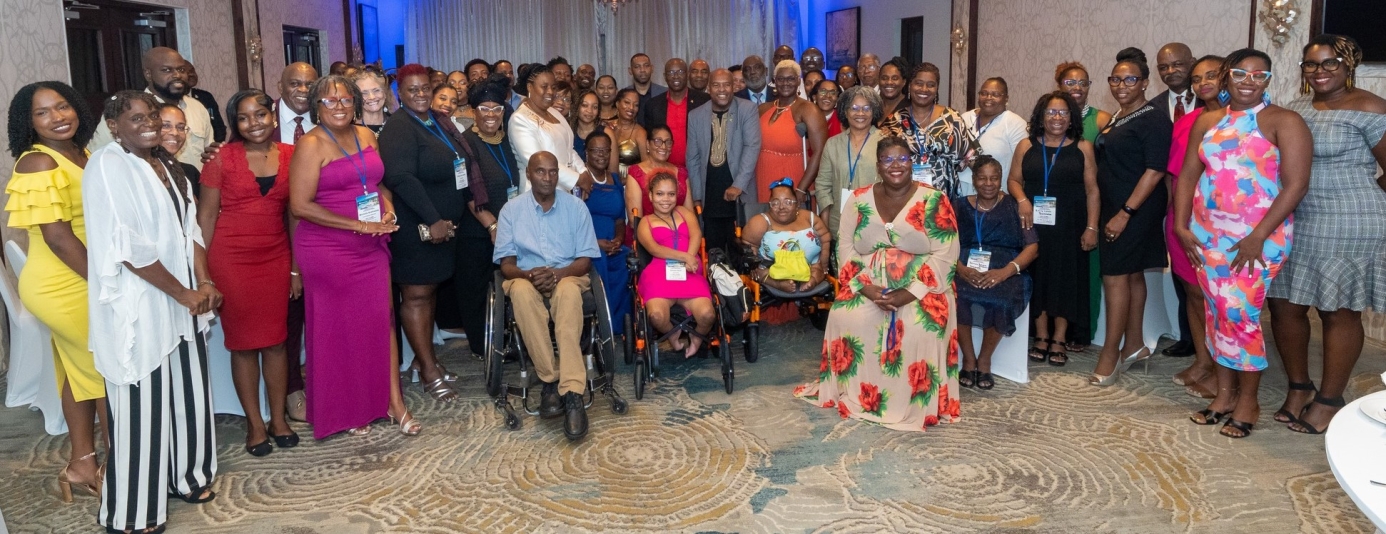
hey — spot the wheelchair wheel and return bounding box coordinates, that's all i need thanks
[720,339,733,394]
[634,358,646,400]
[810,308,830,330]
[484,279,506,398]
[622,313,634,365]
[611,397,628,414]
[504,412,521,430]
[743,323,760,363]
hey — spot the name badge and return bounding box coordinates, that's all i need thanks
[453,158,469,190]
[911,163,934,186]
[665,260,687,281]
[840,188,851,214]
[1034,196,1057,226]
[506,186,519,200]
[356,192,381,222]
[966,248,992,272]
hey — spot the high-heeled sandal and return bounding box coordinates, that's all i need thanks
[390,411,423,436]
[59,451,102,503]
[422,376,459,402]
[347,424,372,436]
[1221,418,1254,438]
[1028,338,1051,362]
[408,363,460,384]
[1273,381,1317,424]
[1288,394,1345,435]
[1116,345,1153,374]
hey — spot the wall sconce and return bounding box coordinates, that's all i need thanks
[1259,0,1300,47]
[247,32,263,65]
[951,25,966,55]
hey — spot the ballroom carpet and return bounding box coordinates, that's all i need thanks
[1,320,1382,533]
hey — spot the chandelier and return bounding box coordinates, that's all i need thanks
[596,0,636,13]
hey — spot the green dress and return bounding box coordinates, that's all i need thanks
[1082,107,1101,341]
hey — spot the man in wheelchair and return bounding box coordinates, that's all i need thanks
[493,152,601,440]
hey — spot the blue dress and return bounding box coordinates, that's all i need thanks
[585,172,631,334]
[955,196,1035,336]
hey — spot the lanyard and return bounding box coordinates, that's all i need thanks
[408,111,458,158]
[972,202,987,249]
[973,114,993,138]
[322,127,369,193]
[846,130,871,187]
[882,289,898,350]
[1040,139,1064,196]
[658,212,680,250]
[482,141,515,187]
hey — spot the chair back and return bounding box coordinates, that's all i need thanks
[4,241,24,276]
[1,241,26,319]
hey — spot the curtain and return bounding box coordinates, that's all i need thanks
[408,0,776,81]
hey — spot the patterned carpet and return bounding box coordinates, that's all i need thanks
[1,320,1382,533]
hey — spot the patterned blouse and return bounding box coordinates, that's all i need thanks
[881,105,979,198]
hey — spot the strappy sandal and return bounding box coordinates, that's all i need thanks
[1273,381,1317,424]
[390,411,423,436]
[58,451,102,503]
[1288,394,1345,435]
[347,425,372,436]
[975,372,995,390]
[958,369,976,388]
[1064,341,1087,353]
[1047,344,1068,366]
[1029,338,1051,362]
[1220,418,1255,438]
[1190,408,1229,425]
[169,487,216,504]
[422,377,459,402]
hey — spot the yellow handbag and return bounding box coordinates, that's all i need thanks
[768,240,811,282]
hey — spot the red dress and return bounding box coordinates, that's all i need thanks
[203,142,294,350]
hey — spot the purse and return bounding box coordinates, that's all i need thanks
[767,240,811,282]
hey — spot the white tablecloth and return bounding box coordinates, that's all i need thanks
[1092,268,1183,351]
[1326,391,1386,533]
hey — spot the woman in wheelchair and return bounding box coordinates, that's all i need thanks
[740,178,833,294]
[636,172,716,358]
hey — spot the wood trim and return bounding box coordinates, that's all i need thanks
[1309,0,1325,37]
[342,0,355,63]
[1248,0,1257,48]
[255,0,266,89]
[966,0,978,110]
[232,0,250,89]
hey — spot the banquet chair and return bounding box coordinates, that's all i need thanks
[2,240,68,435]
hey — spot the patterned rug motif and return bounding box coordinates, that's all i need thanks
[0,321,1380,533]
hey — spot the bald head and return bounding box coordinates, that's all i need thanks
[801,47,825,72]
[664,58,688,93]
[1156,42,1196,93]
[708,68,734,110]
[279,62,320,115]
[526,151,560,198]
[773,45,795,65]
[142,47,189,101]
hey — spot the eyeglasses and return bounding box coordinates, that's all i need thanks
[160,122,189,134]
[815,89,841,97]
[773,76,800,84]
[1228,68,1273,83]
[878,155,911,167]
[665,69,686,76]
[649,138,673,147]
[319,97,355,108]
[768,177,795,191]
[1300,57,1344,73]
[768,198,798,207]
[1107,76,1145,87]
[587,148,611,155]
[476,104,504,113]
[1060,79,1091,88]
[1044,109,1071,118]
[848,104,873,114]
[977,91,1006,99]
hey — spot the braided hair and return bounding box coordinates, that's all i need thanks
[102,90,192,205]
[1301,33,1363,94]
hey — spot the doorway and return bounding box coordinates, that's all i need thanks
[283,25,323,74]
[900,16,924,67]
[64,0,180,114]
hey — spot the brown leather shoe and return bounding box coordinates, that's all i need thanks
[286,390,307,422]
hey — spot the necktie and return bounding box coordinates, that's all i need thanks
[753,92,762,105]
[293,116,305,143]
[1173,94,1190,121]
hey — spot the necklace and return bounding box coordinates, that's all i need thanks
[472,125,504,144]
[770,100,793,122]
[589,169,610,185]
[975,196,1000,212]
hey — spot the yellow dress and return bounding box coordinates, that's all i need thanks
[5,144,103,401]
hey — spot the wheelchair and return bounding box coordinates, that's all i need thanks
[623,215,737,399]
[482,267,628,430]
[734,229,839,363]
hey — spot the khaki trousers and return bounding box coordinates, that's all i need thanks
[503,275,590,395]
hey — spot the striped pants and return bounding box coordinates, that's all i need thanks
[99,329,217,531]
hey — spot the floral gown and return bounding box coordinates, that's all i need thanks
[795,184,961,431]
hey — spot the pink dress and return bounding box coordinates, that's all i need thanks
[637,216,711,303]
[1165,109,1203,284]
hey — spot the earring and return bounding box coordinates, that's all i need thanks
[1261,90,1271,106]
[1301,80,1312,95]
[1217,89,1230,105]
[1346,76,1354,90]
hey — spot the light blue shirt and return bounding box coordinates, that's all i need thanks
[493,189,600,270]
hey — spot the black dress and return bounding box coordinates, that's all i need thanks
[956,196,1035,336]
[1094,103,1170,275]
[379,110,469,285]
[445,129,521,355]
[1021,139,1091,343]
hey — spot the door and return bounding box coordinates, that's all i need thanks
[900,16,924,67]
[283,26,323,74]
[64,0,179,114]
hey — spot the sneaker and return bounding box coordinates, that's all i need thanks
[539,382,562,419]
[562,392,588,441]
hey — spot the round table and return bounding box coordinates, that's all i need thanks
[1325,391,1386,532]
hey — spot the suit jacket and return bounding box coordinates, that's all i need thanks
[641,90,711,132]
[628,83,667,128]
[1149,89,1204,123]
[734,87,772,105]
[686,98,762,206]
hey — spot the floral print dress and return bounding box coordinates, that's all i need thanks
[795,184,961,431]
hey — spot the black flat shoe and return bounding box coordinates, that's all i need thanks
[975,372,995,390]
[1162,339,1195,357]
[169,488,216,504]
[245,440,272,457]
[271,431,300,449]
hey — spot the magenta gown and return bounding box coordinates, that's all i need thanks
[294,146,393,439]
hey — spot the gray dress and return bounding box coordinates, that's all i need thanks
[1269,99,1386,311]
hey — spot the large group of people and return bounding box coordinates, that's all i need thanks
[5,31,1385,532]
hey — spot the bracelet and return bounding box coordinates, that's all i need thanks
[1017,197,1030,203]
[487,222,498,232]
[1010,261,1021,275]
[1121,204,1138,216]
[1084,226,1097,232]
[198,280,216,287]
[290,271,300,276]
